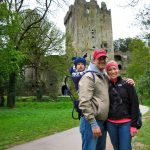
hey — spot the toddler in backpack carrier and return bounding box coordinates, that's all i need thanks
[69,54,87,119]
[69,53,87,91]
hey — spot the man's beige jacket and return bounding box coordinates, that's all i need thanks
[79,72,109,125]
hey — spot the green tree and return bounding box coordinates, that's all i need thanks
[0,0,69,107]
[126,38,150,100]
[127,38,150,79]
[136,5,150,99]
[20,9,65,100]
[0,2,25,107]
[137,69,150,101]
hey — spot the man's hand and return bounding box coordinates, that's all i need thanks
[125,78,135,86]
[92,126,102,138]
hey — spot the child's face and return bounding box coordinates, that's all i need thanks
[76,62,85,72]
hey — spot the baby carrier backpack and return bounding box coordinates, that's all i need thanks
[64,71,96,120]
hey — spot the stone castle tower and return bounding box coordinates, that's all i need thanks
[64,0,114,59]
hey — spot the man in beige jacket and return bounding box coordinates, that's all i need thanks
[79,49,109,150]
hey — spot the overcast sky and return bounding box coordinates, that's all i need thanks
[49,0,149,40]
[27,0,149,40]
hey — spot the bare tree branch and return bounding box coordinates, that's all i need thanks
[128,0,139,7]
[5,0,13,11]
[136,5,150,30]
[16,0,24,12]
[17,0,52,49]
[116,0,140,8]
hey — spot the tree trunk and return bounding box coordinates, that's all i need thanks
[35,67,43,101]
[0,86,5,107]
[36,83,43,101]
[7,72,16,108]
[0,96,5,107]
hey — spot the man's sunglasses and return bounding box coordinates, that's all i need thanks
[98,56,107,60]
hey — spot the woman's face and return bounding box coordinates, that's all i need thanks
[107,66,119,79]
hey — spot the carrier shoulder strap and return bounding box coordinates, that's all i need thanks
[83,71,96,83]
[85,70,107,82]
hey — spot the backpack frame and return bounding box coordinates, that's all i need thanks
[64,71,96,120]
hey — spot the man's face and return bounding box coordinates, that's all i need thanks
[93,56,107,70]
[76,62,85,72]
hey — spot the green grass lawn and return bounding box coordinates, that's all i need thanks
[132,100,150,150]
[1,97,150,150]
[0,97,79,150]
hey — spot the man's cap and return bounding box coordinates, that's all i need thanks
[93,49,107,59]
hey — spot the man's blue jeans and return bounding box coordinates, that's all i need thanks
[107,121,132,150]
[80,117,107,150]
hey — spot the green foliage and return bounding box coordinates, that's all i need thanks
[20,9,65,57]
[126,38,150,100]
[127,38,150,79]
[65,32,75,73]
[143,99,150,106]
[0,0,70,105]
[0,2,25,86]
[18,9,66,98]
[0,49,25,86]
[0,98,78,150]
[136,69,150,100]
[1,4,66,99]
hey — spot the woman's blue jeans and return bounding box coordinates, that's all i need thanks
[80,117,107,150]
[107,121,132,150]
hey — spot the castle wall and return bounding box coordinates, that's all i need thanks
[64,0,114,59]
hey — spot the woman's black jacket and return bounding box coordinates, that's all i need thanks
[108,76,139,127]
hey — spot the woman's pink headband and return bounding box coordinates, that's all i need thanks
[106,61,118,72]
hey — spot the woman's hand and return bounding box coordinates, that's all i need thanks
[125,78,135,86]
[130,127,137,137]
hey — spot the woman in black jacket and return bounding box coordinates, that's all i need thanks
[106,60,139,150]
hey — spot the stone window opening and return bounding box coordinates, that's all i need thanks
[101,41,108,48]
[114,55,122,61]
[91,29,94,34]
[91,29,96,36]
[86,8,90,14]
[104,42,107,47]
[118,64,122,70]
